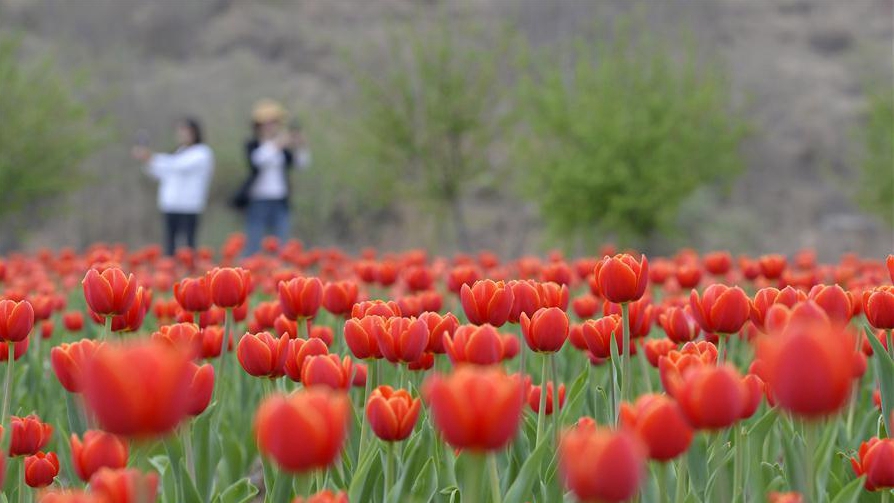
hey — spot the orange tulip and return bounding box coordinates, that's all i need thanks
[444,324,508,366]
[82,268,138,317]
[351,300,401,319]
[0,299,34,342]
[851,437,894,491]
[377,317,428,364]
[593,254,649,304]
[51,339,103,393]
[279,277,323,320]
[768,492,804,503]
[520,307,569,353]
[690,284,751,334]
[559,420,646,503]
[620,394,693,461]
[24,451,59,488]
[703,251,732,276]
[365,385,421,442]
[460,280,515,327]
[255,388,350,472]
[758,254,787,280]
[82,340,193,437]
[70,430,128,482]
[424,367,523,451]
[36,490,102,503]
[344,315,385,360]
[10,414,53,456]
[207,267,250,308]
[418,311,459,354]
[89,468,159,503]
[237,332,290,378]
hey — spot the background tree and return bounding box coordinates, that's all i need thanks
[0,35,105,246]
[349,14,511,250]
[855,85,893,227]
[514,19,749,250]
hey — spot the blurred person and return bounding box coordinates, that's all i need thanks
[132,117,214,256]
[231,99,311,256]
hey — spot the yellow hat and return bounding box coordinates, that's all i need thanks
[251,99,287,123]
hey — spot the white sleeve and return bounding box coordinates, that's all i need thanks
[147,148,211,176]
[250,142,282,168]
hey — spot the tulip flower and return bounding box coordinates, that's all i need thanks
[106,286,151,333]
[152,322,202,359]
[70,430,129,482]
[377,317,428,364]
[207,267,250,308]
[173,276,212,313]
[690,284,751,335]
[10,414,53,456]
[643,338,677,367]
[322,281,359,317]
[351,300,401,319]
[292,491,349,503]
[571,294,600,319]
[301,354,353,389]
[602,297,654,338]
[237,331,290,379]
[366,385,421,442]
[82,340,193,437]
[51,339,103,393]
[254,388,350,472]
[200,326,231,359]
[658,306,700,343]
[768,492,805,503]
[703,251,733,276]
[593,254,649,304]
[444,324,509,366]
[0,337,29,362]
[581,315,629,359]
[851,437,894,491]
[62,311,85,332]
[82,268,138,317]
[507,280,540,324]
[344,315,385,360]
[887,255,894,284]
[424,367,524,451]
[37,490,102,503]
[658,341,718,394]
[807,284,853,326]
[0,299,34,342]
[759,254,787,279]
[674,264,702,289]
[669,364,752,430]
[186,362,214,415]
[520,307,569,353]
[755,319,858,417]
[619,393,693,461]
[279,277,323,321]
[863,286,894,330]
[460,280,515,327]
[559,420,646,503]
[418,311,459,354]
[89,468,159,503]
[751,287,807,329]
[527,382,566,415]
[24,451,60,488]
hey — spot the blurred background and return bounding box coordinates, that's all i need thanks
[0,0,891,259]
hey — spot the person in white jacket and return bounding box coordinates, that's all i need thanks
[132,118,214,256]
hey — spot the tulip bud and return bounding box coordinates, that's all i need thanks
[24,451,59,488]
[593,254,649,304]
[70,430,129,481]
[0,299,34,342]
[559,421,646,503]
[366,385,421,442]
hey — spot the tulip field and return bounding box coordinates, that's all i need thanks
[1,235,894,503]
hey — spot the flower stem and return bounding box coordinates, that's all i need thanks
[103,315,112,340]
[488,453,502,503]
[535,354,549,446]
[357,358,375,465]
[621,302,631,405]
[549,353,559,441]
[384,442,396,502]
[656,462,669,503]
[804,420,819,503]
[182,423,196,482]
[674,457,688,503]
[1,343,14,431]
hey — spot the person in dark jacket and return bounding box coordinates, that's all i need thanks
[236,99,310,256]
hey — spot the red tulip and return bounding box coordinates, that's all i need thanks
[852,437,894,491]
[507,280,540,324]
[807,284,853,326]
[444,324,509,366]
[768,492,804,503]
[301,354,353,390]
[755,319,858,417]
[658,306,700,343]
[674,264,702,289]
[571,294,600,319]
[186,362,214,416]
[344,316,385,360]
[254,388,350,472]
[82,268,138,317]
[173,276,212,312]
[36,490,102,503]
[200,326,231,358]
[62,311,85,332]
[602,297,654,338]
[10,414,53,456]
[864,286,894,330]
[351,300,401,319]
[759,254,787,279]
[70,430,128,482]
[424,367,524,451]
[643,338,677,367]
[291,491,349,503]
[703,251,732,276]
[89,468,159,503]
[106,286,150,333]
[207,267,250,308]
[152,322,202,359]
[520,307,568,353]
[237,332,290,378]
[418,312,459,354]
[527,382,566,415]
[690,284,751,334]
[447,266,481,294]
[279,277,323,320]
[537,281,570,310]
[322,281,358,317]
[24,451,59,488]
[377,317,428,364]
[559,420,646,503]
[51,339,103,393]
[658,341,718,394]
[887,255,894,284]
[0,336,28,361]
[365,385,421,442]
[82,340,193,437]
[751,287,807,329]
[670,364,751,430]
[308,325,334,347]
[620,394,693,461]
[581,315,630,358]
[460,280,515,327]
[0,299,34,342]
[593,254,649,304]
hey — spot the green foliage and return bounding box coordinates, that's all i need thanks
[514,19,748,247]
[348,15,511,248]
[856,85,893,226]
[0,35,106,222]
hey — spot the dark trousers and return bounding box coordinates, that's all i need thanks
[163,212,199,256]
[244,199,290,256]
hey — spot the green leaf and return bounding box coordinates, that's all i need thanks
[829,476,866,503]
[409,457,438,503]
[349,444,383,503]
[866,323,894,433]
[213,478,259,503]
[504,437,551,503]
